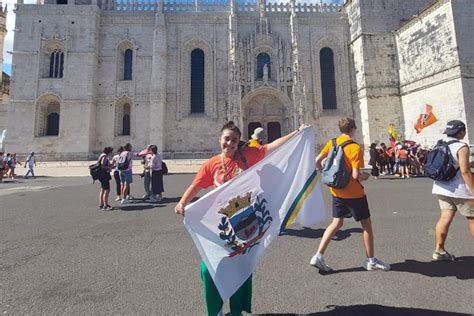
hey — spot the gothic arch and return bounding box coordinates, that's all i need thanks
[178,37,215,119]
[116,40,136,81]
[41,40,65,78]
[312,37,347,115]
[114,96,133,137]
[34,93,61,137]
[241,87,292,138]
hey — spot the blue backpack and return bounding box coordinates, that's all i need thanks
[424,140,459,181]
[321,138,355,189]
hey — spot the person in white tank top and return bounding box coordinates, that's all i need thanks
[431,120,474,261]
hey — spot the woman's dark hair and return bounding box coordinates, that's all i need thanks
[103,147,113,154]
[117,146,124,154]
[124,143,132,151]
[151,145,158,155]
[220,121,241,138]
[370,143,377,149]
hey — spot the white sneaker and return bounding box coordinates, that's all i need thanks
[121,198,129,205]
[364,258,391,271]
[115,196,121,201]
[310,254,332,272]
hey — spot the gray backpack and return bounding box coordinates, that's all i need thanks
[321,138,355,189]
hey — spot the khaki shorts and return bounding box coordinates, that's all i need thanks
[438,195,474,217]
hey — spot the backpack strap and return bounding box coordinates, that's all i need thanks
[445,140,460,145]
[236,151,249,170]
[339,139,356,148]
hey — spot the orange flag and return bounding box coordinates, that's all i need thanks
[414,104,438,134]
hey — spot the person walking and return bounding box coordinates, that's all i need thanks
[310,117,390,272]
[432,120,474,260]
[97,147,114,210]
[175,121,309,316]
[8,153,19,179]
[24,152,36,179]
[111,147,123,201]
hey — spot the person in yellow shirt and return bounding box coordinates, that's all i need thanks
[310,117,391,272]
[248,127,264,148]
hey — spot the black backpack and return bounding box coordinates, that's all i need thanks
[89,161,102,182]
[424,140,459,181]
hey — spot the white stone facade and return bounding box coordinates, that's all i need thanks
[4,0,474,159]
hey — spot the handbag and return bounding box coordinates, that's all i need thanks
[161,161,168,175]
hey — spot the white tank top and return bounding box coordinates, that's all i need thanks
[432,137,474,199]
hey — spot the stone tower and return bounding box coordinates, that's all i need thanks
[0,2,8,134]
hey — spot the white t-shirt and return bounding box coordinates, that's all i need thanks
[432,137,474,199]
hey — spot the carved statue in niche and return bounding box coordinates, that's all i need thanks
[263,64,269,83]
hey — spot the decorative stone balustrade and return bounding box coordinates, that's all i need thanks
[99,0,340,13]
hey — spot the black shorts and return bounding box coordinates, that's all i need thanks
[99,177,110,190]
[333,196,371,222]
[399,158,408,166]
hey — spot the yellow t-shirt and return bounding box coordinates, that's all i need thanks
[320,135,365,199]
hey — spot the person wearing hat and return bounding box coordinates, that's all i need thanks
[248,127,264,148]
[432,120,474,261]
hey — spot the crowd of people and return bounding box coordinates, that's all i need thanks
[95,143,165,211]
[0,151,36,182]
[368,141,429,179]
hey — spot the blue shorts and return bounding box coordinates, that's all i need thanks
[333,196,371,222]
[119,169,133,184]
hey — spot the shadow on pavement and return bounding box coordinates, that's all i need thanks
[118,204,165,211]
[255,304,470,315]
[281,228,362,241]
[390,256,474,280]
[314,256,474,279]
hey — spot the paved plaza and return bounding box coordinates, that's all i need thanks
[1,174,473,315]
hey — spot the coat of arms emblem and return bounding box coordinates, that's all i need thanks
[217,192,273,257]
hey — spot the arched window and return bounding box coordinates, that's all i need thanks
[320,47,337,110]
[191,49,205,113]
[49,49,64,78]
[46,112,60,136]
[118,103,131,136]
[256,53,271,80]
[124,49,133,81]
[122,114,130,136]
[36,97,60,137]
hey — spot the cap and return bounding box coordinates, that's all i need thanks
[443,120,466,136]
[251,127,264,140]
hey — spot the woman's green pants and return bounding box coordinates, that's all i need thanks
[200,261,252,316]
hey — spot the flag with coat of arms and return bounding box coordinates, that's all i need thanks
[183,127,326,300]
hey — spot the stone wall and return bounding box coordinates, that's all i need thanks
[396,0,467,146]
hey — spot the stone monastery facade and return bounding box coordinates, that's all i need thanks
[4,0,474,159]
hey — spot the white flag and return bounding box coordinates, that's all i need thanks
[184,127,326,300]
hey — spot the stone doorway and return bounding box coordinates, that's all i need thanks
[247,121,281,143]
[242,89,289,144]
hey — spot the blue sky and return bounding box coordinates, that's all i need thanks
[2,0,343,75]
